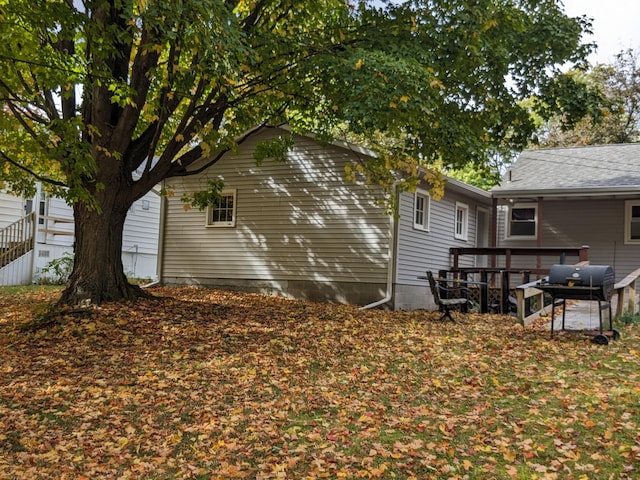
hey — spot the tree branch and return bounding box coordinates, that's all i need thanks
[0,151,67,188]
[166,123,268,178]
[112,19,162,155]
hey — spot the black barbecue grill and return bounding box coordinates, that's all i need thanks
[538,264,619,344]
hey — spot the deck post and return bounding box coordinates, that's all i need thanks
[480,270,488,313]
[579,245,589,263]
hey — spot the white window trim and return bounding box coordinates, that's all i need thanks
[205,189,237,228]
[413,190,431,231]
[454,202,469,241]
[506,203,538,240]
[624,200,640,244]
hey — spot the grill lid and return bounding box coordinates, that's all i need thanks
[547,264,614,287]
[541,264,615,301]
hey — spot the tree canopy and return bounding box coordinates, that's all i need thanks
[533,48,640,148]
[0,0,594,304]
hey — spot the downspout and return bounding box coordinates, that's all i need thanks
[142,184,165,290]
[360,184,398,310]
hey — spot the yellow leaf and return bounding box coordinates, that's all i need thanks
[201,141,211,157]
[358,413,375,423]
[503,450,517,462]
[400,95,410,103]
[355,58,364,70]
[389,101,397,109]
[483,19,498,31]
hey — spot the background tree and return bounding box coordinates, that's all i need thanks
[534,48,640,147]
[0,0,593,306]
[445,149,518,191]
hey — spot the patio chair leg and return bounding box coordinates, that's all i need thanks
[439,308,455,322]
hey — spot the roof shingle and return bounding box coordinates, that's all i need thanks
[491,143,640,196]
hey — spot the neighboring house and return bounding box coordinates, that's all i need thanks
[0,184,160,286]
[159,126,492,310]
[490,143,640,281]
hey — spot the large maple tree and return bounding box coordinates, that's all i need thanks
[0,0,592,305]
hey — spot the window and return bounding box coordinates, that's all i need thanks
[38,191,47,225]
[413,190,430,231]
[206,189,237,227]
[508,204,537,239]
[625,200,640,243]
[454,202,469,240]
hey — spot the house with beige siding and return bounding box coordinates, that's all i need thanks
[491,143,640,281]
[159,126,492,310]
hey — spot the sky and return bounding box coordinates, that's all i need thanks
[561,0,640,65]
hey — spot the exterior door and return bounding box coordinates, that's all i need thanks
[475,208,490,267]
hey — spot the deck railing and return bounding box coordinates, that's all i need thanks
[0,212,36,269]
[613,268,640,318]
[449,246,590,276]
[444,246,590,316]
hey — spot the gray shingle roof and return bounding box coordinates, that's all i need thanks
[491,143,640,197]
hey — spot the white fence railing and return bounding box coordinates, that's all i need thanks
[0,212,35,269]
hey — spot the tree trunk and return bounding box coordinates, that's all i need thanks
[58,195,149,306]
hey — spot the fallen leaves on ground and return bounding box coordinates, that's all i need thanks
[1,286,639,479]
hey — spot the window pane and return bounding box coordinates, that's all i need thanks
[415,195,425,226]
[632,205,640,219]
[511,208,535,221]
[455,204,467,239]
[631,220,640,239]
[456,209,463,234]
[211,194,234,224]
[511,222,536,236]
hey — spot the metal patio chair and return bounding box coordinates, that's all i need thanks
[426,270,470,321]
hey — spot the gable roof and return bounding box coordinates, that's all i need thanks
[491,143,640,198]
[187,125,491,202]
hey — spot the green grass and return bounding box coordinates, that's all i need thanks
[0,284,63,295]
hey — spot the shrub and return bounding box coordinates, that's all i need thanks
[39,253,74,284]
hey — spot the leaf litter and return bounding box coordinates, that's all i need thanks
[1,286,639,479]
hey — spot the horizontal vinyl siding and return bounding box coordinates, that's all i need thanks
[395,187,489,286]
[0,192,24,228]
[497,198,640,281]
[123,192,161,254]
[162,129,390,284]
